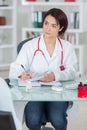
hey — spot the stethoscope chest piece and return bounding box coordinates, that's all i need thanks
[60,65,65,71]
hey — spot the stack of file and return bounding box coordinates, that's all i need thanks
[32,11,46,28]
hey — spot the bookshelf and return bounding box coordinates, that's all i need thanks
[0,0,17,70]
[21,0,87,74]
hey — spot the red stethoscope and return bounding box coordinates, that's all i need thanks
[30,37,65,71]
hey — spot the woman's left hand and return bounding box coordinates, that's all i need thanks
[39,72,55,82]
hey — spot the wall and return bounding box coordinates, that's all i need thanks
[17,1,30,44]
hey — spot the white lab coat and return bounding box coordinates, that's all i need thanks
[0,78,22,130]
[9,34,78,81]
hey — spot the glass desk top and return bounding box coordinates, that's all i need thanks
[10,78,87,102]
[11,86,77,102]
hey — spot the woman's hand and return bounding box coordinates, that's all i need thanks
[39,72,55,82]
[18,72,32,80]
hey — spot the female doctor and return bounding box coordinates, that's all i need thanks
[9,8,77,130]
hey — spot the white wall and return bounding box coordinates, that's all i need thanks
[17,1,31,44]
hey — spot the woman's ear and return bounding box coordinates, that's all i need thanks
[59,26,64,32]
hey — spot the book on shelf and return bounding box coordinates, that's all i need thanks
[31,11,38,28]
[26,31,41,39]
[38,11,42,28]
[65,33,76,45]
[74,12,79,29]
[32,11,46,28]
[69,12,79,29]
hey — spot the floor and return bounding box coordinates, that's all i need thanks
[0,69,9,78]
[1,69,87,130]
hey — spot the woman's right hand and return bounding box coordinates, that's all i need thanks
[18,72,32,80]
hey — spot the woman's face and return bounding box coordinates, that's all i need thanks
[43,15,62,38]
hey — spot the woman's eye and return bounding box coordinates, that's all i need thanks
[44,21,48,25]
[52,25,57,28]
[44,21,58,29]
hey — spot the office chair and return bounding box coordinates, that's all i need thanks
[17,38,31,54]
[0,111,16,130]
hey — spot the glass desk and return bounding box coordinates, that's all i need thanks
[10,78,87,102]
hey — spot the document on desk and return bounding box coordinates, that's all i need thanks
[18,74,42,87]
[18,72,62,87]
[18,79,62,87]
[30,81,62,87]
[39,81,62,86]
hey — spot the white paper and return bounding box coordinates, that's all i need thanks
[39,81,62,86]
[18,79,62,87]
[31,81,41,87]
[31,81,62,87]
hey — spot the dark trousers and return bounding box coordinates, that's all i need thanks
[24,101,68,130]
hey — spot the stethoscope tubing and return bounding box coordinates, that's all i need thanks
[29,37,65,71]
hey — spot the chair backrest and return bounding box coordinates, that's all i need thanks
[0,111,16,130]
[17,38,33,54]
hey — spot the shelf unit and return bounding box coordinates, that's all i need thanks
[21,0,87,74]
[0,0,17,70]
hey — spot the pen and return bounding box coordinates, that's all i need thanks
[79,73,82,86]
[18,64,26,78]
[21,64,26,72]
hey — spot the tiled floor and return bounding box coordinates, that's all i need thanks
[1,70,87,130]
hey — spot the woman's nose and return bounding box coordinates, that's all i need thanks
[47,25,51,30]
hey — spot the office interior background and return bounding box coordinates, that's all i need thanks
[0,0,87,130]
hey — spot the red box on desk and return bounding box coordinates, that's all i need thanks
[78,84,87,98]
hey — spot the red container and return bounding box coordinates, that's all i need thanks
[64,0,75,2]
[78,84,87,98]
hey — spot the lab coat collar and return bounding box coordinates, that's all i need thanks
[40,35,62,61]
[40,35,62,52]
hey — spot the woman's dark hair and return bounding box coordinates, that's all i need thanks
[42,8,68,36]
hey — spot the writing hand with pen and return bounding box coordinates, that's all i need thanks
[18,64,32,80]
[19,64,55,82]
